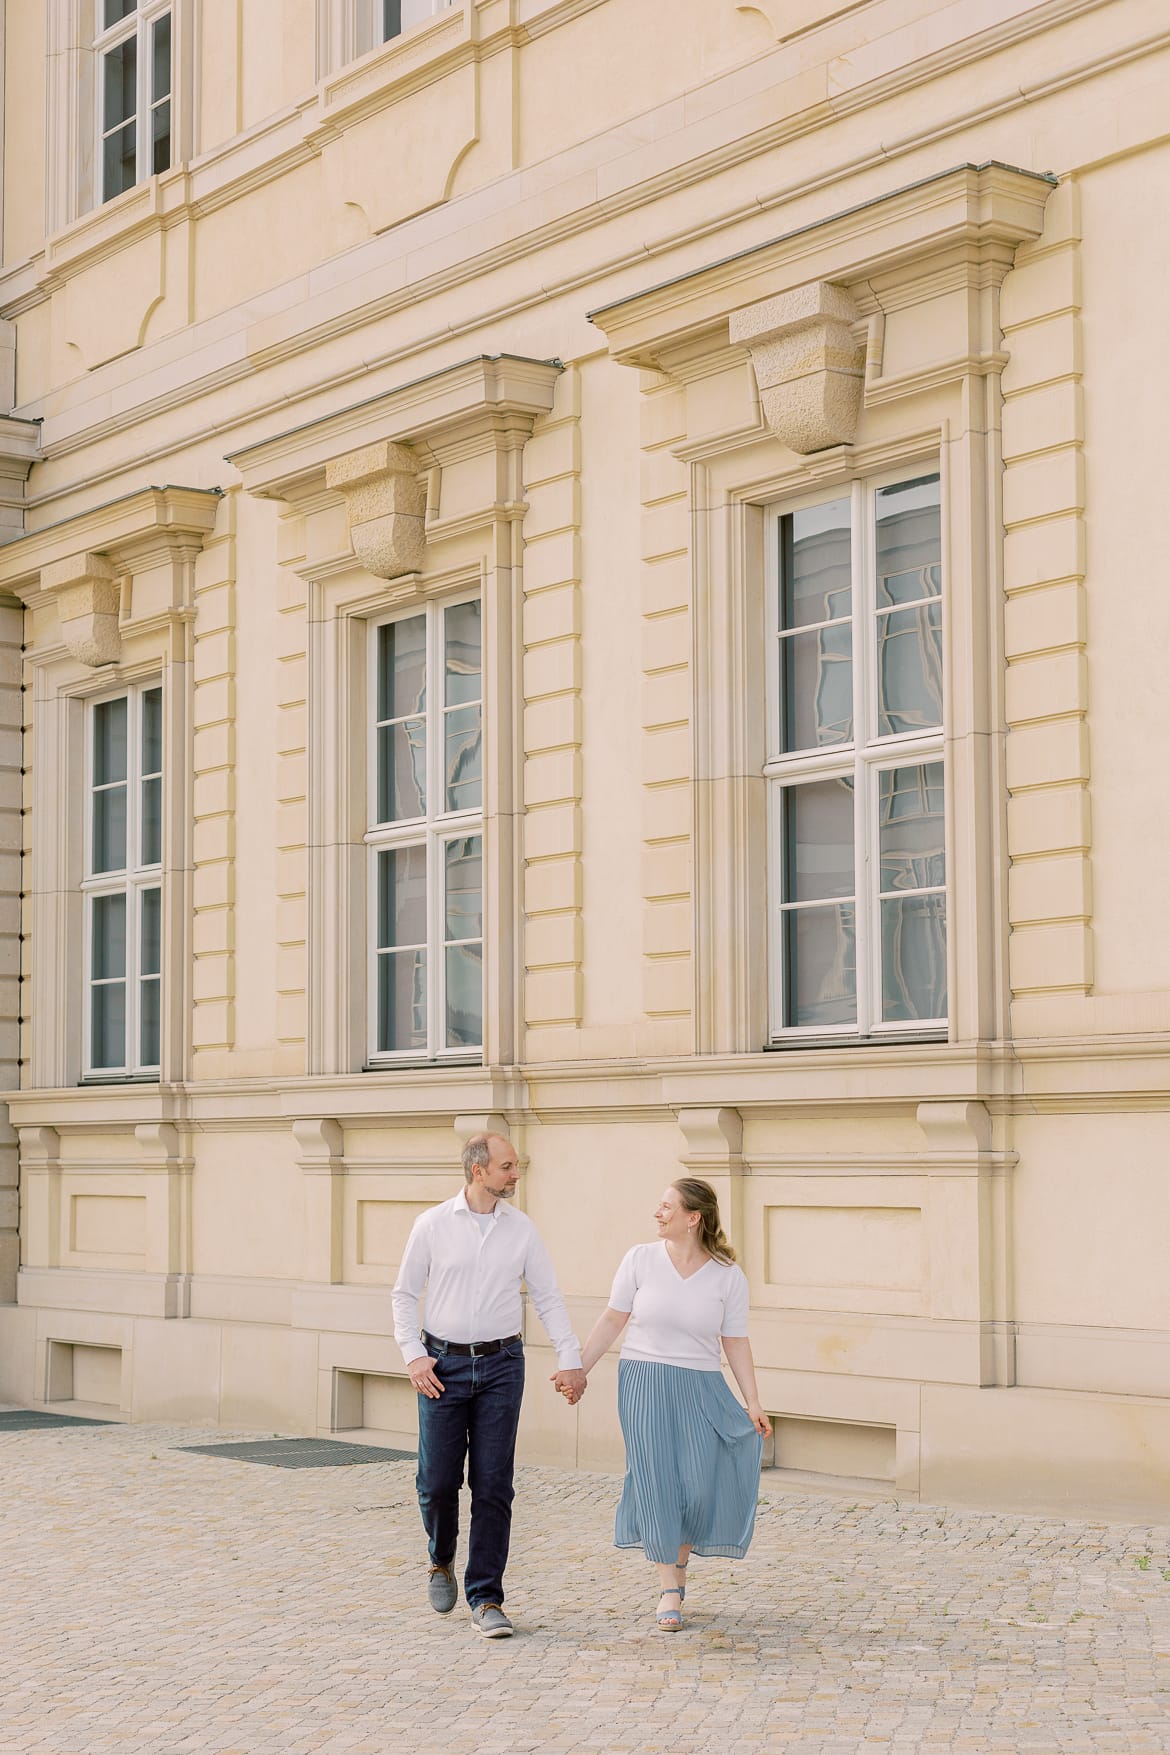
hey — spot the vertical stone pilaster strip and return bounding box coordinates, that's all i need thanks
[521,367,583,1055]
[0,603,21,1299]
[638,377,693,1055]
[275,509,309,1067]
[191,493,238,1068]
[1000,181,1092,1004]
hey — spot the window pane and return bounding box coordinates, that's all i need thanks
[876,475,941,609]
[151,99,171,175]
[140,886,162,976]
[103,36,137,130]
[782,903,856,1029]
[879,763,945,892]
[377,949,427,1052]
[136,778,161,866]
[377,846,427,949]
[401,0,441,30]
[881,894,947,1022]
[444,836,482,941]
[94,698,128,785]
[93,787,128,874]
[781,623,853,751]
[92,893,127,980]
[782,778,854,904]
[377,616,426,721]
[102,122,138,200]
[384,0,403,38]
[152,13,171,99]
[444,705,481,812]
[91,982,127,1070]
[104,0,137,25]
[876,600,943,736]
[140,978,161,1067]
[780,498,851,629]
[376,720,427,822]
[142,687,163,774]
[445,944,483,1048]
[444,600,481,705]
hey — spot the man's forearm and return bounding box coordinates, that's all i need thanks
[391,1287,426,1366]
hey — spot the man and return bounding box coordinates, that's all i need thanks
[392,1132,586,1639]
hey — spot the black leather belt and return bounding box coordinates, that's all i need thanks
[422,1330,521,1359]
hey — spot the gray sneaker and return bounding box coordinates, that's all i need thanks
[471,1603,514,1639]
[428,1563,458,1614]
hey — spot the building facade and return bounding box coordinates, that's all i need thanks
[0,0,1168,1513]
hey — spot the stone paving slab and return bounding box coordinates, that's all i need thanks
[1,1414,1169,1753]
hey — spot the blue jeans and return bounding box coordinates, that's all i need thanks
[415,1340,525,1609]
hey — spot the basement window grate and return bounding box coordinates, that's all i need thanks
[0,1410,115,1431]
[179,1437,416,1468]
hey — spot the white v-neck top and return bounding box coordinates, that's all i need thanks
[608,1241,750,1371]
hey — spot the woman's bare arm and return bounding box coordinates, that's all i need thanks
[721,1336,772,1436]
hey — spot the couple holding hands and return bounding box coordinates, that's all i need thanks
[391,1133,771,1639]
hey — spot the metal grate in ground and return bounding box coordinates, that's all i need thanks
[178,1436,416,1468]
[0,1409,115,1431]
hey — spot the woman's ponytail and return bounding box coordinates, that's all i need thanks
[671,1177,736,1264]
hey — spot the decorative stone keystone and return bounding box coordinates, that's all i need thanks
[40,552,122,667]
[730,281,865,454]
[325,440,426,579]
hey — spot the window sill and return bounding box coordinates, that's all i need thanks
[46,166,189,277]
[316,3,470,130]
[764,1032,948,1052]
[362,1057,483,1073]
[78,1074,162,1087]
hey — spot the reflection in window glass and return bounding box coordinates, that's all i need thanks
[779,779,856,1029]
[768,476,947,1039]
[777,500,853,754]
[875,474,942,737]
[383,0,452,41]
[85,686,165,1076]
[781,902,857,1030]
[91,893,128,1069]
[99,5,173,203]
[370,600,483,1060]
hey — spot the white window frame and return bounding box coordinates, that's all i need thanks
[763,465,948,1044]
[366,0,453,52]
[364,590,483,1066]
[45,0,195,233]
[80,680,164,1080]
[93,0,173,206]
[317,0,455,69]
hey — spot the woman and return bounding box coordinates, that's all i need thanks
[564,1178,771,1632]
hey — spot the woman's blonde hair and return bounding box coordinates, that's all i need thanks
[672,1177,736,1264]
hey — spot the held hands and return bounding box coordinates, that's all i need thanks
[551,1367,587,1406]
[408,1355,444,1400]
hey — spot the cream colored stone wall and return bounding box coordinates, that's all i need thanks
[0,0,1168,1515]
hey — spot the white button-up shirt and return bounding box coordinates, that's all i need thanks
[392,1187,582,1369]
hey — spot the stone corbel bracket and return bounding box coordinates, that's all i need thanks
[325,440,426,580]
[41,551,123,667]
[0,485,223,668]
[729,281,864,455]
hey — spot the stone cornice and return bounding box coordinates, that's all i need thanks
[0,484,222,664]
[229,354,561,500]
[588,162,1056,372]
[0,486,223,596]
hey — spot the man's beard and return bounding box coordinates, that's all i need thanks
[493,1184,516,1199]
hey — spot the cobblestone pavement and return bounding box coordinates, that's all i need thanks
[2,1412,1170,1754]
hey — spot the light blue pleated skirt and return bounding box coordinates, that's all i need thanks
[614,1357,763,1563]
